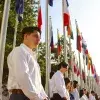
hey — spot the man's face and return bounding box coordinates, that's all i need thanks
[24,30,40,48]
[62,67,68,73]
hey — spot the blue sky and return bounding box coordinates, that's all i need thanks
[40,0,100,75]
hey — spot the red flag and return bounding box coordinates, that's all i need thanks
[91,64,95,74]
[77,68,80,76]
[74,65,77,74]
[63,0,70,26]
[75,20,82,52]
[38,6,42,30]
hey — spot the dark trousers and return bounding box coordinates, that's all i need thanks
[51,93,66,100]
[9,93,30,100]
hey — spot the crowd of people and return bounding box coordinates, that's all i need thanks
[49,62,100,100]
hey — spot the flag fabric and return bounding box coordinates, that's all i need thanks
[38,6,42,30]
[67,22,74,39]
[77,68,80,76]
[50,18,54,51]
[76,20,82,52]
[74,65,77,74]
[57,30,62,55]
[49,0,53,6]
[63,0,70,26]
[15,0,24,14]
[91,64,95,74]
[82,70,85,83]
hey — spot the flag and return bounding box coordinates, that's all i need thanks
[50,18,54,51]
[82,36,87,50]
[67,22,74,39]
[82,70,85,83]
[15,0,24,14]
[63,0,70,26]
[77,68,80,76]
[91,64,95,74]
[75,20,82,52]
[57,30,62,55]
[38,6,42,30]
[49,0,53,6]
[74,65,77,74]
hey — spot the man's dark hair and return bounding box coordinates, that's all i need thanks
[73,80,78,88]
[22,26,41,39]
[91,91,95,94]
[58,61,68,70]
[64,77,70,86]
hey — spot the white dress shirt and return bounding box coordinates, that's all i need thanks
[72,88,80,100]
[89,94,96,100]
[50,71,68,99]
[80,94,88,100]
[7,43,47,100]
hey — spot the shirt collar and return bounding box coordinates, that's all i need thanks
[20,43,34,55]
[58,70,64,78]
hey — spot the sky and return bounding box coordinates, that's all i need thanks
[40,0,100,75]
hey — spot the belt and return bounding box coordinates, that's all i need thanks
[9,89,24,94]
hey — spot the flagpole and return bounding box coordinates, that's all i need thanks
[45,0,50,96]
[13,14,18,48]
[0,0,11,99]
[57,29,60,63]
[62,0,68,78]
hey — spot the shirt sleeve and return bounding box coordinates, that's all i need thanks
[11,48,40,100]
[54,74,67,98]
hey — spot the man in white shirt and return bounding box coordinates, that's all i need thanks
[89,91,96,100]
[7,27,47,100]
[71,80,80,100]
[50,62,68,100]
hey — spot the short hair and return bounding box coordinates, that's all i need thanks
[91,91,95,94]
[22,26,41,39]
[73,80,78,88]
[58,61,68,70]
[64,78,70,86]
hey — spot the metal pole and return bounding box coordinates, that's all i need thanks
[45,0,50,96]
[78,51,82,88]
[13,15,18,48]
[0,0,11,99]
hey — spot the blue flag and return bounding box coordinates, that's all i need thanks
[49,0,53,6]
[15,0,24,14]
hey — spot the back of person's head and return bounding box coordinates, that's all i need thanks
[64,77,70,86]
[22,26,41,40]
[91,91,95,94]
[58,61,68,70]
[79,89,84,98]
[73,80,78,88]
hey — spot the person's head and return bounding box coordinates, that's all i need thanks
[69,81,74,92]
[64,78,71,90]
[83,88,87,95]
[58,61,68,74]
[79,89,84,98]
[91,91,95,96]
[22,26,41,49]
[73,80,78,89]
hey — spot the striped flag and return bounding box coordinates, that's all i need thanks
[50,18,54,51]
[63,0,70,26]
[75,20,82,53]
[38,6,42,30]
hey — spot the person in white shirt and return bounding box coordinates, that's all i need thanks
[71,80,80,100]
[64,77,71,100]
[7,27,48,100]
[80,89,88,100]
[50,62,68,100]
[89,91,96,100]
